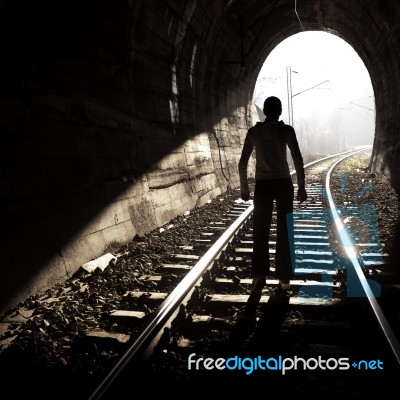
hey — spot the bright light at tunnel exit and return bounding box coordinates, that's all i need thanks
[253,31,375,151]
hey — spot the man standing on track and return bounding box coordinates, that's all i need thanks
[238,96,307,319]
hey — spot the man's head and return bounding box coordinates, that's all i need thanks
[263,96,282,120]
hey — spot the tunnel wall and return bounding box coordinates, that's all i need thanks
[2,0,400,314]
[0,0,257,314]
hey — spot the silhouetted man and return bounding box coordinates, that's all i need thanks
[238,96,307,318]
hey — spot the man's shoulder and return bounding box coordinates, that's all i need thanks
[252,120,293,131]
[247,122,263,133]
[278,121,295,133]
[278,120,293,128]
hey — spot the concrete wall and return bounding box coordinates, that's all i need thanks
[2,0,400,314]
[0,0,258,313]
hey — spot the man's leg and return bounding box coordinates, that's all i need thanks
[245,180,273,313]
[275,179,295,286]
[252,180,273,276]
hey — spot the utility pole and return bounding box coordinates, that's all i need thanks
[286,66,294,125]
[286,65,329,126]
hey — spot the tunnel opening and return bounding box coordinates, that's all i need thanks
[251,31,375,166]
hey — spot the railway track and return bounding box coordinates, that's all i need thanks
[1,148,399,398]
[87,148,400,398]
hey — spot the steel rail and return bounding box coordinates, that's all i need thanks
[300,146,371,170]
[325,152,400,365]
[88,202,253,400]
[88,147,376,399]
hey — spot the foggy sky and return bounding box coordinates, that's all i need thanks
[253,31,375,148]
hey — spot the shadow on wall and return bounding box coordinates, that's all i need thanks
[0,0,265,318]
[1,104,251,315]
[0,0,262,314]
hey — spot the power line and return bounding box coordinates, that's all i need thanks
[295,0,305,31]
[292,80,330,97]
[349,95,375,112]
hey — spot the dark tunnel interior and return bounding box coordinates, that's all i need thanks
[1,0,400,314]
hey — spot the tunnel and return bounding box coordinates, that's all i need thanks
[1,0,400,314]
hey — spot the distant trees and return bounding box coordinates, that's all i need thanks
[292,110,347,164]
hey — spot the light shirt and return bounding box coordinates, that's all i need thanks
[238,120,305,189]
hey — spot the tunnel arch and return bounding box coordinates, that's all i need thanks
[214,1,399,187]
[2,0,400,314]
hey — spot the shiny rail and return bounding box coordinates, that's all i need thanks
[89,146,399,399]
[325,153,400,364]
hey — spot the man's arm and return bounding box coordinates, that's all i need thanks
[286,127,307,203]
[238,131,254,201]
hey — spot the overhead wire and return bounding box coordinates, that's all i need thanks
[295,0,305,31]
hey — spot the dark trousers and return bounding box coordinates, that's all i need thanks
[252,178,295,280]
